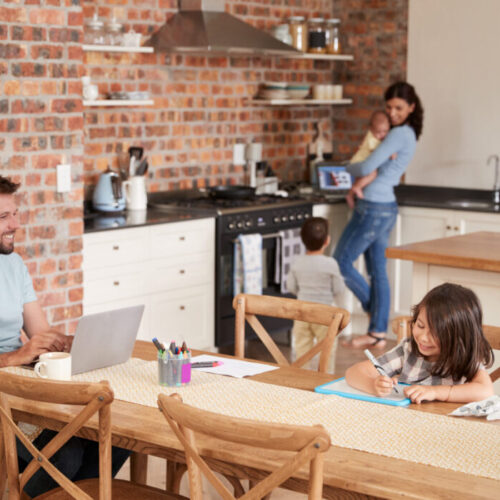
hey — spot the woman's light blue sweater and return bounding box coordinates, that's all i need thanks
[345,124,417,203]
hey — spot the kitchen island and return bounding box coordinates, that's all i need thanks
[386,231,500,324]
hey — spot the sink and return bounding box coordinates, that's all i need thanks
[444,200,497,209]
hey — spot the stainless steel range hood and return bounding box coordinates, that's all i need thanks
[148,0,300,56]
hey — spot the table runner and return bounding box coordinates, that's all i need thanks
[5,359,500,481]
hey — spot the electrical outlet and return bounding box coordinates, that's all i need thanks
[56,164,71,193]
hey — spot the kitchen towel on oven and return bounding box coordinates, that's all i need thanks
[275,228,305,293]
[233,234,263,295]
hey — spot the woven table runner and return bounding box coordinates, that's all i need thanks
[5,359,500,481]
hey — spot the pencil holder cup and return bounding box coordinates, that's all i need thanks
[158,355,191,387]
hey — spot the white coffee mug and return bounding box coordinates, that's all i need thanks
[123,176,148,211]
[34,352,72,381]
[331,84,343,100]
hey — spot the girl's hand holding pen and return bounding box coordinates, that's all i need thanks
[373,375,399,397]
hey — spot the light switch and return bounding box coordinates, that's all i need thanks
[56,164,71,193]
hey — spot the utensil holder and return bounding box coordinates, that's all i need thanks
[158,355,191,387]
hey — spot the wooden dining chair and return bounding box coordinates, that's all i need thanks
[391,316,500,381]
[0,371,187,500]
[233,293,350,373]
[158,393,331,500]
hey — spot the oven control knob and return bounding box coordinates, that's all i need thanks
[281,216,288,222]
[297,214,303,220]
[237,221,244,228]
[245,220,252,227]
[304,213,310,219]
[289,214,295,221]
[273,216,280,223]
[228,222,235,230]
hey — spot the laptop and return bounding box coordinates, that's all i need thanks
[315,162,353,199]
[70,305,145,375]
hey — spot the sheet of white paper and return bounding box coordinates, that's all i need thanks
[190,354,278,378]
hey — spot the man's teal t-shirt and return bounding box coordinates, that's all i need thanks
[0,253,37,353]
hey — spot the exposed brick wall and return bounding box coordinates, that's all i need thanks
[331,0,408,160]
[82,0,338,196]
[0,1,84,333]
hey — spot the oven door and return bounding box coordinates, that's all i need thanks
[216,233,294,347]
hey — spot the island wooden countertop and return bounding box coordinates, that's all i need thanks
[386,231,500,272]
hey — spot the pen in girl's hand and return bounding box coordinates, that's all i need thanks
[152,338,165,353]
[364,349,399,394]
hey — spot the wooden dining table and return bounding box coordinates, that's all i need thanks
[4,341,499,499]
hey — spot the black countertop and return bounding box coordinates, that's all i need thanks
[84,207,215,234]
[84,185,499,234]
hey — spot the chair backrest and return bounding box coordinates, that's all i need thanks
[391,315,500,381]
[0,372,114,500]
[233,294,350,373]
[158,393,330,500]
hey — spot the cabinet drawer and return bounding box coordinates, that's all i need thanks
[148,254,213,293]
[84,265,146,305]
[84,228,149,270]
[150,285,214,350]
[150,219,214,259]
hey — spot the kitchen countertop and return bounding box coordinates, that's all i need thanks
[84,207,215,233]
[386,231,500,272]
[84,184,499,233]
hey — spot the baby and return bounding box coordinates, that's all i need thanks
[346,111,391,208]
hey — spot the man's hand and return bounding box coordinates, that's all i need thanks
[5,332,70,366]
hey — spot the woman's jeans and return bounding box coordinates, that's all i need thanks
[16,430,130,497]
[333,199,398,333]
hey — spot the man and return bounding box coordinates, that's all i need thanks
[0,176,71,366]
[0,175,129,496]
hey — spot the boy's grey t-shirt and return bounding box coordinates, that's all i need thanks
[286,254,345,305]
[0,253,37,353]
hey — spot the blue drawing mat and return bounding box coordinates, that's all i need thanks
[315,377,411,407]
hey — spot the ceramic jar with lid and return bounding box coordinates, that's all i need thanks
[84,14,105,45]
[325,18,342,54]
[288,16,307,52]
[308,18,327,54]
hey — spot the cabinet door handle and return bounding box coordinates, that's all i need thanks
[113,281,120,286]
[454,226,459,231]
[179,236,185,241]
[179,305,185,310]
[112,245,119,250]
[446,225,451,230]
[179,269,185,274]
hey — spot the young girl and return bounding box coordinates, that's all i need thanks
[345,283,495,404]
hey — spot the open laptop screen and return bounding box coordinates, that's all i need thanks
[316,163,353,194]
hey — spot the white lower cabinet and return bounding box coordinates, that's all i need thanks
[83,218,215,350]
[392,206,500,316]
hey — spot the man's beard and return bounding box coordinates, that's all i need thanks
[0,233,15,254]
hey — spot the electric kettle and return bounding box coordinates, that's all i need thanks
[92,166,126,212]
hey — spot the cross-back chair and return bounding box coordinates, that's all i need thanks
[233,293,350,373]
[158,393,331,500]
[391,315,500,381]
[0,372,187,500]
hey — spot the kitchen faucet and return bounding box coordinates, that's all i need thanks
[488,154,500,204]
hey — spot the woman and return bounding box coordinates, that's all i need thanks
[334,81,424,349]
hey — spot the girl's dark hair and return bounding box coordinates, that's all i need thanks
[384,81,424,140]
[410,283,493,382]
[300,217,328,251]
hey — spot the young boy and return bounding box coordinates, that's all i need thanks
[346,110,391,208]
[286,217,345,372]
